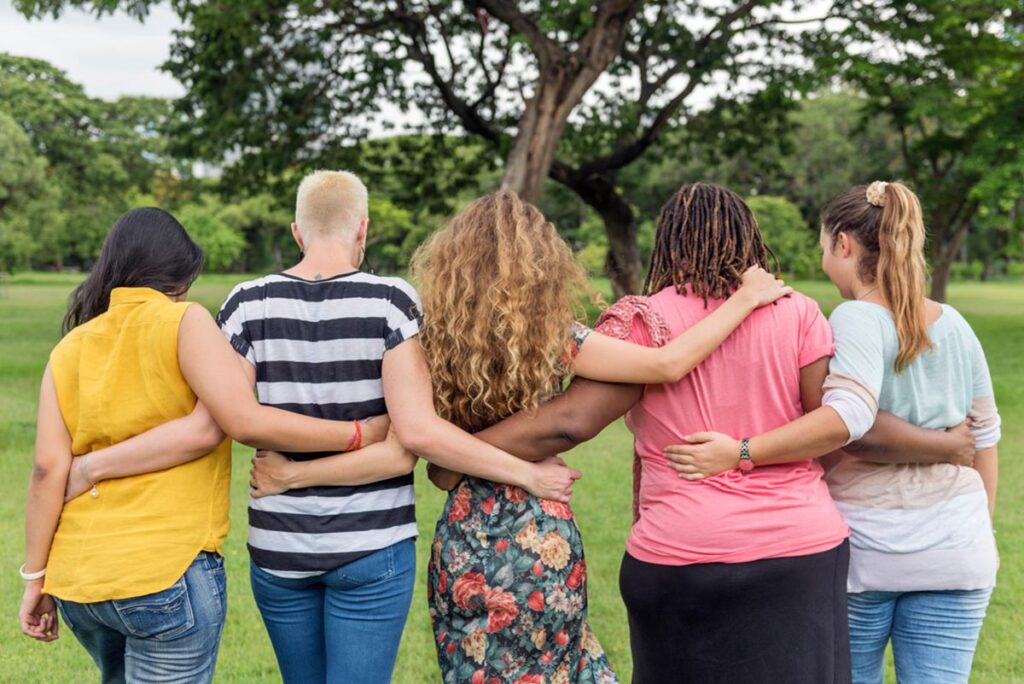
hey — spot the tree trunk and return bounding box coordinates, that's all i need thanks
[929,218,971,302]
[930,247,953,303]
[567,171,644,298]
[501,62,582,203]
[502,89,569,202]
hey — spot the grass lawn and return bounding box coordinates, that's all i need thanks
[0,273,1021,683]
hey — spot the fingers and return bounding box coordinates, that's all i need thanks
[568,468,583,481]
[684,432,716,444]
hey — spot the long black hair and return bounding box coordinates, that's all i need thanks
[63,207,205,334]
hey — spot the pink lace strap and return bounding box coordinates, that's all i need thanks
[595,295,670,346]
[594,295,669,523]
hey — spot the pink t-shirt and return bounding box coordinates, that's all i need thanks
[600,286,849,566]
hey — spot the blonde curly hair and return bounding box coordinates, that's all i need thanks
[410,190,596,432]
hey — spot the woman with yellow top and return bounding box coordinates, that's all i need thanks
[17,207,398,683]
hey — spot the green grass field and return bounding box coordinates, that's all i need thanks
[1,273,1021,683]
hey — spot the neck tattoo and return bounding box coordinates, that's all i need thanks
[314,273,323,282]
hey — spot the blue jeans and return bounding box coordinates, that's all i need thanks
[848,588,993,684]
[54,552,227,684]
[249,538,416,684]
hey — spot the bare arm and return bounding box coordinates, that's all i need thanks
[974,446,998,517]
[663,357,849,477]
[176,305,372,452]
[847,415,976,466]
[382,338,581,502]
[64,401,226,501]
[477,378,642,459]
[20,365,70,642]
[248,428,417,496]
[429,378,643,491]
[572,268,791,384]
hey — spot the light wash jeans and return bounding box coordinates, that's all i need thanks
[54,551,227,684]
[848,588,993,684]
[249,538,416,684]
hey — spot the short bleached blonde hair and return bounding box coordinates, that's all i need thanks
[294,170,368,242]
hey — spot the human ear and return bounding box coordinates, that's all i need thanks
[291,223,305,253]
[356,217,369,246]
[837,232,854,258]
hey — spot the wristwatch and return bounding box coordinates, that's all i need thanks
[738,438,754,473]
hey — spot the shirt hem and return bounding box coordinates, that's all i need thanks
[625,532,850,567]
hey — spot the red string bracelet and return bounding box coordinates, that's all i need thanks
[345,420,362,452]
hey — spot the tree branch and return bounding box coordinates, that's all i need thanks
[468,0,563,66]
[565,0,768,177]
[391,5,503,144]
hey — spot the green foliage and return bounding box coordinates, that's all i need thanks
[747,195,821,279]
[0,52,175,268]
[0,113,61,271]
[807,0,1024,298]
[365,196,428,274]
[176,200,246,271]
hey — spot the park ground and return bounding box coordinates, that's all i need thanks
[0,273,1021,683]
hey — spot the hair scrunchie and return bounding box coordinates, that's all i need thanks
[866,181,888,207]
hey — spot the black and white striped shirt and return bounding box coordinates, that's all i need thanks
[217,271,421,577]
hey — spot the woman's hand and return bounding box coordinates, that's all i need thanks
[523,456,582,503]
[663,432,741,480]
[944,420,976,467]
[427,463,463,491]
[20,581,59,642]
[360,415,391,448]
[64,456,93,502]
[250,450,295,498]
[737,266,793,307]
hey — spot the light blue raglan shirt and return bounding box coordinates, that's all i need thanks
[821,301,1001,593]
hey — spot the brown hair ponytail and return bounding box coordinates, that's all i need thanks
[821,181,931,372]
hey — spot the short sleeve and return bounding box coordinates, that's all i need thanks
[966,325,1001,447]
[216,285,256,365]
[595,295,669,349]
[969,333,995,400]
[827,302,886,400]
[797,296,834,368]
[384,279,423,350]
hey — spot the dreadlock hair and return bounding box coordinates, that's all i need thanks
[644,182,779,304]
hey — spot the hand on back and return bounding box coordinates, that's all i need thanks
[525,456,582,503]
[945,419,976,467]
[739,266,793,307]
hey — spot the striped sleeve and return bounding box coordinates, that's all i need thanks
[216,283,257,365]
[383,278,423,350]
[968,330,1001,449]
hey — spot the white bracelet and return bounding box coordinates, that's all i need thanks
[19,564,46,581]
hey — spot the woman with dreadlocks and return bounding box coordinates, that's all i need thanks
[663,182,1000,683]
[457,182,970,683]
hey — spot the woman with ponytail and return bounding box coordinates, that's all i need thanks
[666,181,1000,683]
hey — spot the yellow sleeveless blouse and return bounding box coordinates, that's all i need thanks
[44,287,231,603]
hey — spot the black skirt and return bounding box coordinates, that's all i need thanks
[619,540,851,684]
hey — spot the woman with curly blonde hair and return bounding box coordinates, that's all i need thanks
[413,190,790,683]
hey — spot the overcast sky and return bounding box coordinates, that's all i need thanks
[0,0,183,99]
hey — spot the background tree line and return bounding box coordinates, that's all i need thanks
[3,0,1023,301]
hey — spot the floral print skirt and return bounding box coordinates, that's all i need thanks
[427,477,617,684]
